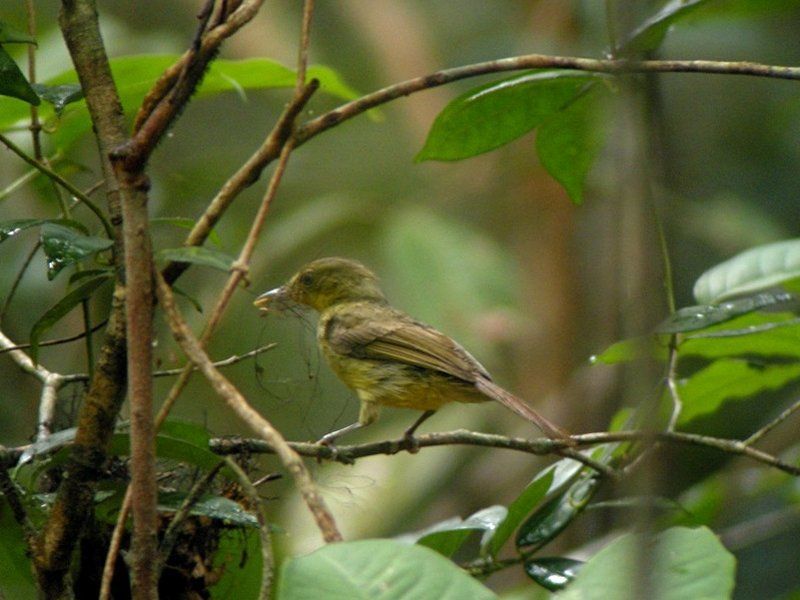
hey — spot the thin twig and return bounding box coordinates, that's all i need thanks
[295,54,800,147]
[743,395,800,446]
[155,271,342,542]
[0,133,114,238]
[0,320,108,355]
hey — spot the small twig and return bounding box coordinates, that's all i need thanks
[209,428,800,477]
[0,133,114,238]
[0,320,108,355]
[0,241,41,323]
[154,271,342,543]
[158,461,225,570]
[743,395,800,447]
[223,457,274,599]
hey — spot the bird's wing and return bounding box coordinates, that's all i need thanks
[325,305,491,383]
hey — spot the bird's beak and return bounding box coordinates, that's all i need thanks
[253,286,292,313]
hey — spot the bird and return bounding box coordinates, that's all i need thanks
[254,257,573,446]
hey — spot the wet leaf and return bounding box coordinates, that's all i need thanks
[40,222,112,279]
[658,292,796,334]
[31,83,83,115]
[524,557,583,591]
[156,246,235,272]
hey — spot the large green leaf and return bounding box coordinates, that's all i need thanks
[40,222,113,279]
[417,71,599,162]
[556,527,735,600]
[29,273,112,363]
[0,45,39,105]
[676,358,800,426]
[0,55,359,149]
[693,239,800,304]
[535,83,608,205]
[679,312,800,361]
[277,539,496,600]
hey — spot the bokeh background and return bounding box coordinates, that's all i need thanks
[2,1,800,597]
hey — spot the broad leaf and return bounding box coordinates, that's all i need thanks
[536,83,608,204]
[29,273,112,362]
[278,539,496,600]
[556,527,735,600]
[693,239,800,304]
[417,71,599,162]
[40,222,113,279]
[0,498,37,600]
[210,529,263,599]
[0,45,39,105]
[676,358,800,426]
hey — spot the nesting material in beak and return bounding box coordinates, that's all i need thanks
[253,286,292,313]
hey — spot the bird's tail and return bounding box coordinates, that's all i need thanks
[475,378,574,444]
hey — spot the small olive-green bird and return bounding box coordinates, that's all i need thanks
[254,257,572,445]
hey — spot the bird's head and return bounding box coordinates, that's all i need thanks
[254,257,387,313]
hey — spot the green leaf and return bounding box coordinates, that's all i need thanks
[0,498,38,600]
[590,336,668,365]
[29,273,112,362]
[156,246,234,272]
[676,358,800,426]
[0,45,39,105]
[277,539,497,600]
[556,527,735,600]
[658,292,796,334]
[0,22,36,44]
[486,468,555,557]
[693,239,800,304]
[679,312,800,361]
[0,218,86,243]
[31,83,83,115]
[158,493,258,527]
[40,222,113,279]
[417,71,599,162]
[524,557,583,592]
[622,0,711,53]
[0,55,359,149]
[210,530,263,599]
[516,472,600,551]
[536,84,608,204]
[404,505,507,558]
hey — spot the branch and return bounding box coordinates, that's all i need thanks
[294,54,800,146]
[209,428,800,477]
[0,133,114,238]
[154,271,342,543]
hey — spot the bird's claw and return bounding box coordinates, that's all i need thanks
[402,432,421,454]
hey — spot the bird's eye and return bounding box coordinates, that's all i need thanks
[299,272,314,286]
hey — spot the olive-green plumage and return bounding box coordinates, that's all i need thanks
[255,257,571,444]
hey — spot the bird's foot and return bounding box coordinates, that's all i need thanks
[315,436,354,465]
